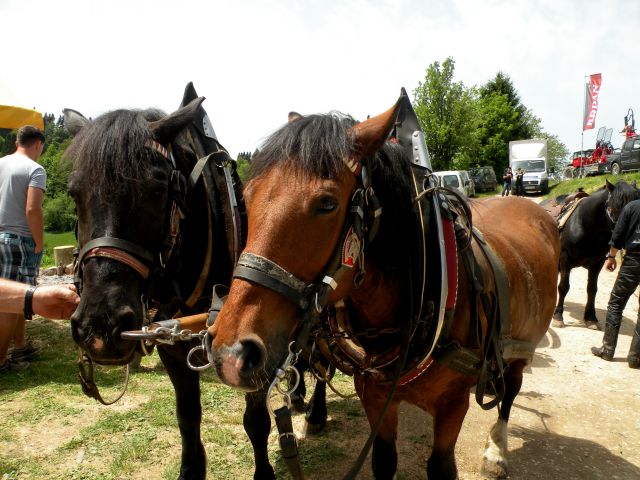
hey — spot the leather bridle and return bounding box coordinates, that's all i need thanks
[231,156,381,350]
[73,139,187,297]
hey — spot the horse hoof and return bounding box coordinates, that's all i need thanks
[481,458,508,479]
[551,319,565,328]
[290,397,306,414]
[584,321,600,330]
[302,420,326,438]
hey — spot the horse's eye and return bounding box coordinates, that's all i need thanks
[314,196,338,215]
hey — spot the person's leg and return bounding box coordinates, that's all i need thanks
[12,314,26,349]
[0,312,19,364]
[11,236,41,353]
[593,256,640,360]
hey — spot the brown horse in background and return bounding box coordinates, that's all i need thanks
[207,100,559,478]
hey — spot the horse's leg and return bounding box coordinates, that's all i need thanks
[583,260,605,329]
[481,359,525,479]
[361,395,400,480]
[290,357,308,414]
[552,261,570,327]
[303,374,328,436]
[157,345,206,480]
[427,390,469,480]
[244,391,276,480]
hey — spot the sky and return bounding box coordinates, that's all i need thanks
[1,0,638,159]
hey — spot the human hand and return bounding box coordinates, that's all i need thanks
[32,284,80,319]
[605,257,617,272]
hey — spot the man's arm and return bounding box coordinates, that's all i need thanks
[606,205,631,272]
[25,186,44,253]
[0,278,79,319]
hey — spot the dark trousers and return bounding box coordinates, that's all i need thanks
[501,181,511,196]
[606,253,640,336]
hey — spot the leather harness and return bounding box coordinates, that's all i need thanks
[74,131,244,405]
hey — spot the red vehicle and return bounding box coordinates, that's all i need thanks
[569,127,614,176]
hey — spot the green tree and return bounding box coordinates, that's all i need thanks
[537,132,570,175]
[413,57,476,170]
[236,151,252,182]
[471,92,517,173]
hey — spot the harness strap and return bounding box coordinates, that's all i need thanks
[83,247,150,279]
[188,152,214,189]
[234,253,312,310]
[77,237,155,266]
[273,406,304,480]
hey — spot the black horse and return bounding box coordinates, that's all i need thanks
[63,84,328,479]
[553,179,640,328]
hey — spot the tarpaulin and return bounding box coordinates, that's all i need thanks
[0,105,44,130]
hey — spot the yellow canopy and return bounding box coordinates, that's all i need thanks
[0,105,44,130]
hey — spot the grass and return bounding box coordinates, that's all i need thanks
[472,171,640,201]
[545,171,640,198]
[0,318,372,480]
[42,231,76,268]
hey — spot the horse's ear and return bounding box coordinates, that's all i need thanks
[149,97,205,144]
[606,179,616,192]
[288,111,303,123]
[348,100,400,161]
[63,108,90,136]
[181,82,198,108]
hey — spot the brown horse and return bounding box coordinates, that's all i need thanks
[207,101,559,478]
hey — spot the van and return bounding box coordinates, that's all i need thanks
[469,166,497,192]
[433,170,475,197]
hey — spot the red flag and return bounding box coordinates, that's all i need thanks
[583,73,602,131]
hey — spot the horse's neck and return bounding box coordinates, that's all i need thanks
[581,192,609,226]
[347,264,403,329]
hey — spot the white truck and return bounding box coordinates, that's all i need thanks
[508,139,549,194]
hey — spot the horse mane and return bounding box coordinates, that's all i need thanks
[249,112,356,180]
[65,109,166,201]
[250,112,417,274]
[608,180,640,217]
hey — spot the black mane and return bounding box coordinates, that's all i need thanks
[250,112,417,273]
[65,109,166,201]
[608,180,640,218]
[250,113,356,179]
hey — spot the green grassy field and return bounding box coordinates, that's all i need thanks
[42,231,76,268]
[0,319,372,480]
[474,171,640,200]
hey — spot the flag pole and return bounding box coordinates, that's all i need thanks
[581,75,587,177]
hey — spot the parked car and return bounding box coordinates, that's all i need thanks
[609,137,640,174]
[434,170,475,197]
[469,166,497,192]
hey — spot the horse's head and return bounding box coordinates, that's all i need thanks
[605,179,640,223]
[208,103,404,390]
[65,98,204,365]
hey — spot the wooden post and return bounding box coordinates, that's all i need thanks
[53,245,75,275]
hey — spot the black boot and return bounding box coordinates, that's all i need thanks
[591,323,619,361]
[628,332,640,369]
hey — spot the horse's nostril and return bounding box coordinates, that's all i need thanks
[114,307,138,337]
[239,337,266,373]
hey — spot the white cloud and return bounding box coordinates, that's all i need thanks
[1,0,638,157]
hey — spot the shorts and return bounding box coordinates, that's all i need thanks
[0,232,42,286]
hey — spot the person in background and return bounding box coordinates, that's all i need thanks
[501,166,513,197]
[591,198,640,368]
[0,125,46,372]
[514,168,525,196]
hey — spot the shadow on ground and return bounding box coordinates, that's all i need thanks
[507,425,640,480]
